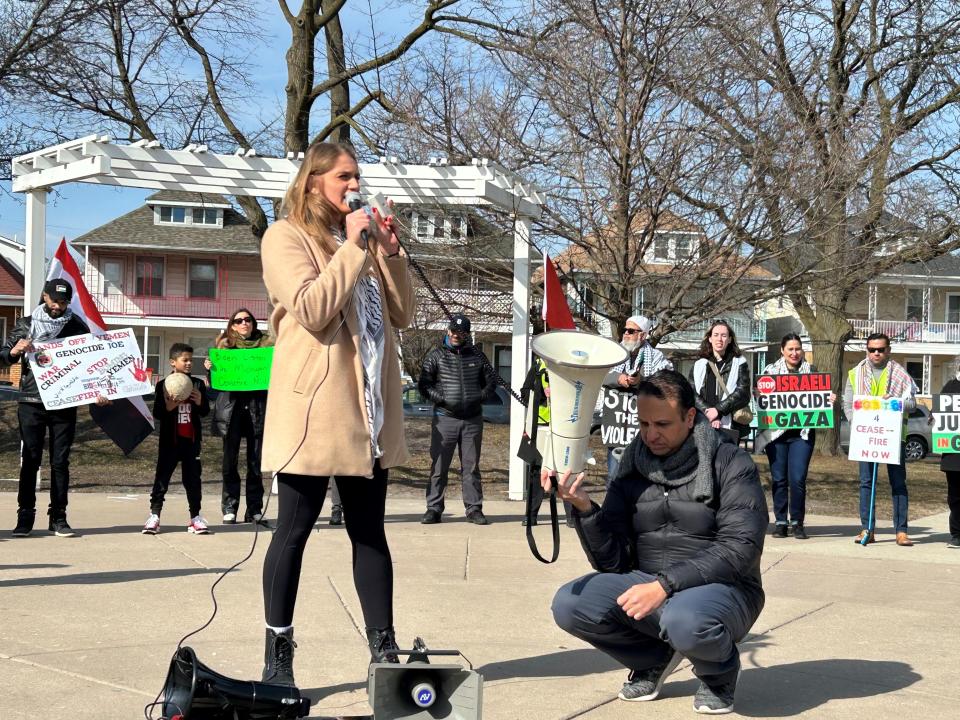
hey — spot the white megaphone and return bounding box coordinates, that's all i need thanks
[531,330,628,475]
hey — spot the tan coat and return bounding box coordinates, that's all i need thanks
[260,219,416,478]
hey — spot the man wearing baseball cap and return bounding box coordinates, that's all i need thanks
[418,313,497,525]
[0,280,100,537]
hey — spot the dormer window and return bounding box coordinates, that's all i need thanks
[159,206,186,223]
[154,205,222,227]
[412,211,468,243]
[193,208,218,225]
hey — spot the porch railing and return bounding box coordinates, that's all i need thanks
[849,318,960,344]
[90,292,271,321]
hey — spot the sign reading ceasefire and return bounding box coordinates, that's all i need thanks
[847,396,903,465]
[932,394,960,453]
[755,373,834,430]
[27,328,153,410]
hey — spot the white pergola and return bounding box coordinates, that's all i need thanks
[12,134,543,499]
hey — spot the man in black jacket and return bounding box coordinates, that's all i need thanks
[0,281,99,537]
[418,314,497,525]
[548,370,766,715]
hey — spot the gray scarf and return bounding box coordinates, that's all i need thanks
[619,413,719,502]
[29,304,73,342]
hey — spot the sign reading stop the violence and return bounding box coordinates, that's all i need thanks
[847,396,903,465]
[755,373,834,429]
[600,388,639,447]
[932,394,960,453]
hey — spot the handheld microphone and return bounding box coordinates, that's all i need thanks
[345,191,368,248]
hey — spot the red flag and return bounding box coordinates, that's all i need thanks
[542,254,576,330]
[47,239,155,454]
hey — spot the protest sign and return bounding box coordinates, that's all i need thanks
[932,394,960,453]
[600,388,638,447]
[847,396,903,464]
[755,373,834,430]
[209,347,274,391]
[28,328,152,409]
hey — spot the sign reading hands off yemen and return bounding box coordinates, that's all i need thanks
[28,328,152,409]
[847,396,903,465]
[209,347,274,391]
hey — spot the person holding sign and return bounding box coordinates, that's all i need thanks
[258,142,415,686]
[758,333,836,540]
[2,280,109,538]
[934,366,960,549]
[206,308,273,525]
[547,371,766,715]
[690,321,752,444]
[601,315,672,485]
[842,333,917,546]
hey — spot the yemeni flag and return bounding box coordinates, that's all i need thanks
[47,239,155,454]
[541,254,576,330]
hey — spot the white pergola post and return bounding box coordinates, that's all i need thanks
[23,190,48,314]
[508,217,532,500]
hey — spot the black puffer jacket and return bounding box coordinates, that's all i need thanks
[575,431,767,617]
[418,339,496,420]
[212,390,267,438]
[0,313,91,403]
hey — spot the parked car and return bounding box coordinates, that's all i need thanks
[402,384,511,424]
[839,405,932,461]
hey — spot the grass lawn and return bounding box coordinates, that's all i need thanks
[0,403,951,521]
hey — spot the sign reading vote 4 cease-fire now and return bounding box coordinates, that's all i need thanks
[755,373,834,430]
[847,396,903,465]
[931,394,960,453]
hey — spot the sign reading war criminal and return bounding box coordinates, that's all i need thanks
[932,394,960,453]
[27,328,152,410]
[847,396,903,465]
[209,347,274,391]
[600,388,639,447]
[755,373,834,430]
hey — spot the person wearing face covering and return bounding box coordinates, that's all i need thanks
[601,315,673,486]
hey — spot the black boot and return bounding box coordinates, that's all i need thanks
[13,509,35,537]
[366,626,400,664]
[262,628,296,686]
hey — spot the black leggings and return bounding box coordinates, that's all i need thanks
[262,464,392,628]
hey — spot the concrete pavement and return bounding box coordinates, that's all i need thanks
[0,491,957,719]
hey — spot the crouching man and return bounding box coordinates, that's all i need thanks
[546,370,767,714]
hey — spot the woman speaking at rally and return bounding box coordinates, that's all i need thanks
[758,333,835,540]
[258,141,415,687]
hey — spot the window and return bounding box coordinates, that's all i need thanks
[905,359,923,390]
[947,295,960,324]
[192,208,219,225]
[159,206,187,223]
[433,215,445,240]
[102,259,123,296]
[187,335,215,370]
[451,216,467,241]
[675,235,692,259]
[905,288,924,322]
[653,235,670,261]
[140,334,162,380]
[416,213,430,240]
[135,256,164,296]
[189,259,217,298]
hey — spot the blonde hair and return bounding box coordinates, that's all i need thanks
[281,142,357,254]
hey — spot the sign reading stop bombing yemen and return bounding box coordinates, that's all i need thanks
[932,394,960,453]
[847,396,903,465]
[755,373,834,430]
[27,328,152,410]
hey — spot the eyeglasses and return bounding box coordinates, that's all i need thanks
[623,328,642,335]
[232,317,253,325]
[866,346,888,354]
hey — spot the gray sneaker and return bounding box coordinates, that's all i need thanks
[948,535,960,549]
[618,650,681,702]
[693,668,740,714]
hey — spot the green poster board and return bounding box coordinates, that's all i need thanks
[209,347,274,391]
[932,394,960,453]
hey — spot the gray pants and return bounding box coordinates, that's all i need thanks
[552,570,759,685]
[426,413,483,513]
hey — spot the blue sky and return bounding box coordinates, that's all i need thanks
[0,0,423,252]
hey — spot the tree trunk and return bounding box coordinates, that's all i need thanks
[283,5,317,153]
[799,306,852,456]
[324,14,351,146]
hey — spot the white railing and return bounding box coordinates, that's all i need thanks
[849,318,960,343]
[415,287,512,333]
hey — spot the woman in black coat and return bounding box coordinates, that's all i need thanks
[689,321,752,444]
[937,367,960,548]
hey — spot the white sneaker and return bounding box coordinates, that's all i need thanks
[187,516,210,534]
[223,512,237,524]
[142,514,160,535]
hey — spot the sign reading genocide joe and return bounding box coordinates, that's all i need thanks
[755,373,834,430]
[27,328,153,410]
[600,387,639,447]
[932,394,960,453]
[209,347,274,391]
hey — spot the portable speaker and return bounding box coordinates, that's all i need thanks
[368,661,482,720]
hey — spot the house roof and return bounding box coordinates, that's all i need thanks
[73,199,259,255]
[0,254,25,295]
[145,190,233,208]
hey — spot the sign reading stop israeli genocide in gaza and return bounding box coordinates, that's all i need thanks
[600,388,639,447]
[755,373,834,429]
[27,328,152,410]
[932,394,960,453]
[847,396,903,465]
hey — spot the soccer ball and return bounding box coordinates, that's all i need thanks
[165,373,193,403]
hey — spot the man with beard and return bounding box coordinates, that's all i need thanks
[1,281,106,537]
[602,315,672,485]
[418,313,497,525]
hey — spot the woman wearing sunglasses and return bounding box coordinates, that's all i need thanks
[205,308,272,524]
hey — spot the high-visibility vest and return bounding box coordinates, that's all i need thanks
[535,358,550,425]
[848,365,908,440]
